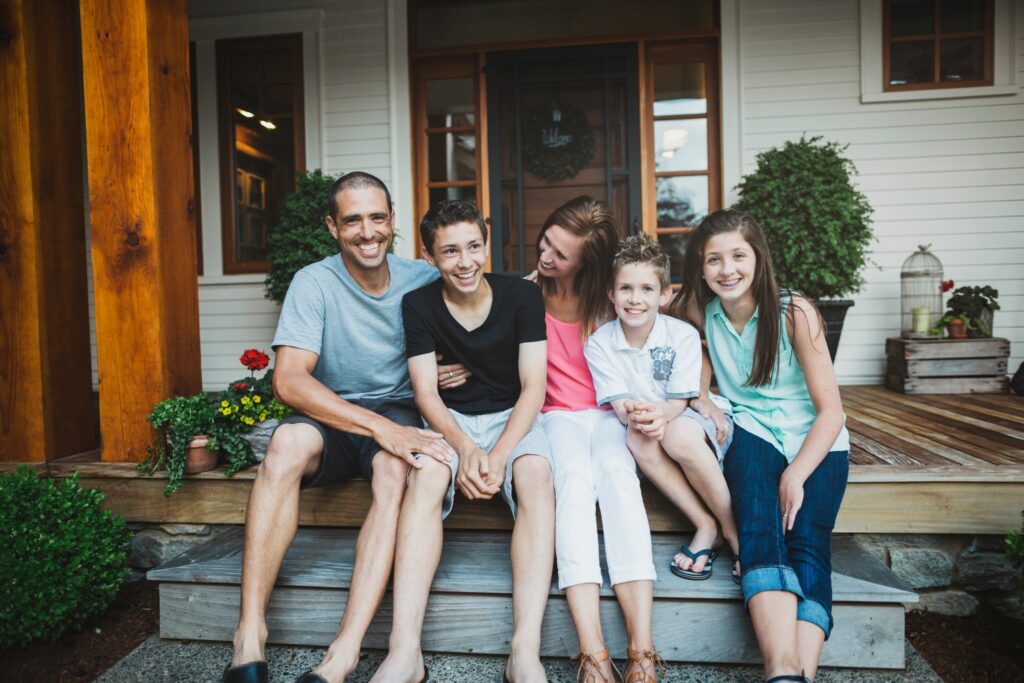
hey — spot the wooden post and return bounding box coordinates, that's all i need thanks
[0,0,95,461]
[80,0,201,462]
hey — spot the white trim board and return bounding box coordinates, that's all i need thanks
[387,0,416,259]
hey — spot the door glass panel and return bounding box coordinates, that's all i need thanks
[427,133,477,182]
[659,232,691,284]
[889,0,934,36]
[429,185,477,208]
[656,176,708,228]
[653,119,707,173]
[940,38,984,81]
[890,40,934,85]
[427,78,475,127]
[653,62,706,116]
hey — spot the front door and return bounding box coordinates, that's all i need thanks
[486,44,641,275]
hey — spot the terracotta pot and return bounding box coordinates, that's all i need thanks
[185,435,219,473]
[946,318,968,339]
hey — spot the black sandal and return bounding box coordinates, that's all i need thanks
[764,672,810,683]
[223,661,268,683]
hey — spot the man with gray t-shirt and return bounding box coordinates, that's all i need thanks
[224,173,459,683]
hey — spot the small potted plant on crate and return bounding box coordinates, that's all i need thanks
[932,285,1000,339]
[141,393,221,495]
[216,349,291,467]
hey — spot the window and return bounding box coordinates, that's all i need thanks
[884,0,993,91]
[216,34,305,274]
[643,42,721,284]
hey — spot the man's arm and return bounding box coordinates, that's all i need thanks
[274,345,451,466]
[482,340,547,487]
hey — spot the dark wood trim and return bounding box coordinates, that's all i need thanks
[216,33,305,275]
[882,0,994,92]
[410,30,722,59]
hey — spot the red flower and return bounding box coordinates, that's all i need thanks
[940,279,955,293]
[233,382,249,392]
[240,349,270,372]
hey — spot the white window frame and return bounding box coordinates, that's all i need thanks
[189,10,324,284]
[860,0,1018,103]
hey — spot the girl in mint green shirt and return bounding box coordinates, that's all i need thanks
[674,209,849,683]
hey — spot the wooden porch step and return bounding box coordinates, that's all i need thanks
[149,528,916,669]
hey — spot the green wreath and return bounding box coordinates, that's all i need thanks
[522,102,595,181]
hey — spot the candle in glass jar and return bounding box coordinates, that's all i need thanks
[912,306,930,333]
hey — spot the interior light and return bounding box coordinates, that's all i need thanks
[259,120,276,130]
[236,108,254,118]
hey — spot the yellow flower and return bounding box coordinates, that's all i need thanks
[259,412,267,421]
[232,405,239,413]
[241,396,250,405]
[253,395,262,404]
[221,400,229,407]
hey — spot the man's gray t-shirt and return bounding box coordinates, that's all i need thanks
[271,254,438,400]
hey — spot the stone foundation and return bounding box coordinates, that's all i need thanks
[127,523,232,580]
[855,534,1022,619]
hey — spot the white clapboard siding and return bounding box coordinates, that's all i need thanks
[739,0,1024,383]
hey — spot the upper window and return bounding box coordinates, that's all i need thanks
[884,0,993,91]
[216,34,305,274]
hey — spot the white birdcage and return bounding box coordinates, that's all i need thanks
[900,245,943,338]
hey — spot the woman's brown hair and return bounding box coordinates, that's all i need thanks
[677,209,785,387]
[536,196,620,340]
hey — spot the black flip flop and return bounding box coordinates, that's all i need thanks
[669,545,720,580]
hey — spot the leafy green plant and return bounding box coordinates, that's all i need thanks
[946,285,999,336]
[0,467,130,647]
[1007,511,1024,595]
[140,393,219,495]
[264,169,340,305]
[733,136,874,299]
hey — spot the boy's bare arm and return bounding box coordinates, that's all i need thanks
[484,340,547,482]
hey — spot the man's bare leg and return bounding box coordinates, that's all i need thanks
[506,455,555,683]
[232,425,323,666]
[312,452,411,682]
[370,456,451,683]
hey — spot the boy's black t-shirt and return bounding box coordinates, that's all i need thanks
[402,273,546,415]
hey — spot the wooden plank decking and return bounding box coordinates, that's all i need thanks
[5,385,1023,534]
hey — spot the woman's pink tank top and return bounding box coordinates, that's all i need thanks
[542,312,601,412]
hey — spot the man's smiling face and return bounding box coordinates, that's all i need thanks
[327,186,394,272]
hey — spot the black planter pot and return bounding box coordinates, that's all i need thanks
[814,299,855,362]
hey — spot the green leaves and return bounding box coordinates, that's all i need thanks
[264,169,341,305]
[0,467,130,647]
[140,393,219,495]
[733,136,874,299]
[1007,511,1024,595]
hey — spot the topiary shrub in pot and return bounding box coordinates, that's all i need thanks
[0,466,130,647]
[733,136,874,360]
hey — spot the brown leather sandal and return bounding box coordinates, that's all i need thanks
[571,649,624,683]
[623,647,665,683]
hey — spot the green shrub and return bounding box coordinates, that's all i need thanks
[1007,511,1024,595]
[0,467,130,647]
[733,136,874,299]
[264,169,340,305]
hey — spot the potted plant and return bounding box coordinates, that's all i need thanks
[216,348,291,467]
[947,285,999,337]
[140,393,220,496]
[733,136,874,360]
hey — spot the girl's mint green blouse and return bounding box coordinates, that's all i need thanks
[705,297,849,463]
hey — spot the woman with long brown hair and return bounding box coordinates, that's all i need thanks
[676,209,849,683]
[537,196,661,683]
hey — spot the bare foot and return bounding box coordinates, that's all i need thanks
[311,642,361,683]
[369,647,426,683]
[506,648,548,683]
[673,526,721,574]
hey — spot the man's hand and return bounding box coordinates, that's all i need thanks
[436,353,471,390]
[690,395,729,445]
[627,402,668,441]
[373,422,453,468]
[457,445,501,500]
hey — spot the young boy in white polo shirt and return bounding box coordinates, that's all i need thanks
[584,234,739,582]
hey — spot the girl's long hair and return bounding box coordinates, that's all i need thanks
[536,196,620,340]
[677,209,783,387]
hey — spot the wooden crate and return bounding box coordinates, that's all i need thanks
[886,337,1010,394]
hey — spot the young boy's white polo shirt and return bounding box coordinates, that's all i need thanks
[584,313,731,413]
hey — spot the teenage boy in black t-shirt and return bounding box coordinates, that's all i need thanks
[370,201,554,683]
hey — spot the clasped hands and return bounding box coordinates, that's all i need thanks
[456,444,505,500]
[623,399,670,441]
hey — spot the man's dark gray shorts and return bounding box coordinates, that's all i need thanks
[272,397,421,488]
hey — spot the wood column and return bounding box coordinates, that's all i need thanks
[80,0,201,462]
[0,0,95,461]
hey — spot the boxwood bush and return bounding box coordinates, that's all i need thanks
[733,136,874,300]
[0,467,130,647]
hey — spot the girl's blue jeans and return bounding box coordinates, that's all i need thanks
[723,426,849,638]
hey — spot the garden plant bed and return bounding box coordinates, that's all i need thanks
[907,605,1024,681]
[0,580,158,683]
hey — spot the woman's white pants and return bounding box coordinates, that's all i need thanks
[545,409,656,589]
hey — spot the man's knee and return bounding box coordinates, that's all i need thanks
[370,452,410,501]
[513,455,553,497]
[406,456,452,499]
[259,424,322,482]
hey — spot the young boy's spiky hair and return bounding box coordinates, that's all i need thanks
[612,234,671,289]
